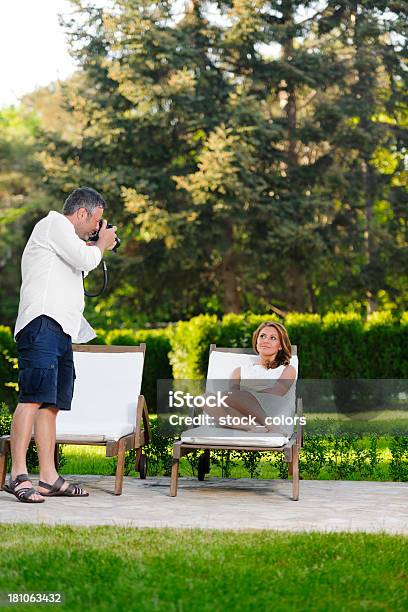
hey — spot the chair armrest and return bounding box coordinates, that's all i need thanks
[135,395,151,445]
[285,433,297,449]
[296,396,303,448]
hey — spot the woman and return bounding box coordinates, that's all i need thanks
[205,321,297,433]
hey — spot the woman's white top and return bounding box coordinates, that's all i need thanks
[240,357,298,435]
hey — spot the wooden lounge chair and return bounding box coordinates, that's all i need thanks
[0,344,150,496]
[170,344,302,500]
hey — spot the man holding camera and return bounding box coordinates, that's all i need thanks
[4,187,117,503]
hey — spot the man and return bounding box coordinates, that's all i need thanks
[3,187,117,502]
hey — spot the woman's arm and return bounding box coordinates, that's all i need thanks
[229,366,241,391]
[261,365,296,396]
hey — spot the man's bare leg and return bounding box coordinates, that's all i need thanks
[9,402,44,501]
[35,407,88,495]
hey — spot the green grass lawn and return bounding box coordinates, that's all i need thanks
[0,526,407,611]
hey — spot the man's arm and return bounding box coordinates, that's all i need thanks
[47,216,116,273]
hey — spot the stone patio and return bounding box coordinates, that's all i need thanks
[0,476,407,534]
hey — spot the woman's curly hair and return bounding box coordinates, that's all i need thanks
[252,321,292,369]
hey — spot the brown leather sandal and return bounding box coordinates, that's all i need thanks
[38,475,89,497]
[3,473,45,503]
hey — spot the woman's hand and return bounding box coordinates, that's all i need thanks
[261,365,296,396]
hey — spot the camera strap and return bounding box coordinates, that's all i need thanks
[82,259,108,297]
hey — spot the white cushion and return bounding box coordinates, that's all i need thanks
[207,351,258,380]
[56,351,144,441]
[56,421,135,442]
[204,351,298,436]
[181,425,289,448]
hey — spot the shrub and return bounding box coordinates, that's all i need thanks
[169,314,219,379]
[0,402,12,436]
[87,328,108,345]
[168,311,407,382]
[364,312,401,378]
[169,313,277,379]
[285,313,325,378]
[0,402,40,473]
[0,326,18,406]
[389,436,408,482]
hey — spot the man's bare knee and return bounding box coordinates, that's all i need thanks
[37,406,59,417]
[14,402,42,414]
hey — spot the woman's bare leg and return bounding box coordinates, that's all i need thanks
[204,390,269,431]
[205,402,256,430]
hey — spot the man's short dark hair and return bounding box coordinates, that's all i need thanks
[62,186,107,216]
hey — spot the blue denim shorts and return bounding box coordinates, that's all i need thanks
[16,315,75,410]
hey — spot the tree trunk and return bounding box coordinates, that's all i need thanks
[354,8,378,314]
[220,223,240,313]
[281,3,298,172]
[281,2,303,312]
[307,282,317,313]
[287,265,306,312]
[362,159,378,313]
[221,250,240,313]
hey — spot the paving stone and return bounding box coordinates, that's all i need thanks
[0,475,407,533]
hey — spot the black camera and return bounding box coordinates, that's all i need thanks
[89,220,121,252]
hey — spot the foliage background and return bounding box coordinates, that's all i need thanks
[0,0,406,330]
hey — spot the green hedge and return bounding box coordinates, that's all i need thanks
[139,421,408,481]
[169,311,408,379]
[1,312,406,408]
[0,326,171,411]
[0,326,17,405]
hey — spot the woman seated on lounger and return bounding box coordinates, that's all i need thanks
[205,321,297,434]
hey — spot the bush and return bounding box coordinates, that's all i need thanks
[285,313,325,378]
[124,422,405,482]
[168,314,218,379]
[87,328,108,345]
[1,311,406,410]
[0,326,18,406]
[0,402,12,436]
[169,313,277,379]
[0,402,41,473]
[169,311,408,380]
[389,436,408,482]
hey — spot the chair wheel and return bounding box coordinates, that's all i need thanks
[198,453,209,481]
[138,453,147,479]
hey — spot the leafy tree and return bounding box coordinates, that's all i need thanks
[9,0,405,326]
[0,106,52,326]
[314,0,408,312]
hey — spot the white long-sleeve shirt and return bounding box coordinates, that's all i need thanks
[14,211,102,343]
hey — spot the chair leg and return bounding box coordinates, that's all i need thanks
[0,447,8,488]
[204,449,211,473]
[115,440,126,495]
[135,447,142,472]
[288,459,293,476]
[292,445,299,501]
[170,458,179,497]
